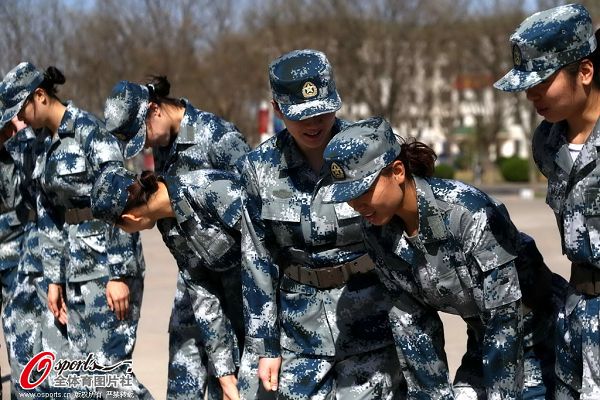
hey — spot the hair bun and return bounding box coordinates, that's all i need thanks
[45,66,66,85]
[147,75,171,98]
[139,170,159,192]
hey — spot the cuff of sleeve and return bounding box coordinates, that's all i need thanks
[162,176,192,225]
[212,359,237,378]
[245,336,281,358]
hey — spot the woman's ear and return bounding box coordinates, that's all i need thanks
[34,88,47,105]
[271,100,284,120]
[120,213,143,223]
[148,102,160,117]
[580,59,594,86]
[391,160,406,184]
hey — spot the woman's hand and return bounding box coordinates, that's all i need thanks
[106,279,130,320]
[218,374,240,400]
[47,283,67,325]
[258,356,281,392]
[117,181,174,233]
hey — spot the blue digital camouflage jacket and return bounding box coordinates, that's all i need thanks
[363,177,524,399]
[239,119,395,358]
[37,103,144,283]
[532,119,600,267]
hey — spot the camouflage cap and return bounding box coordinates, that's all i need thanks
[91,168,137,223]
[0,62,44,128]
[321,116,401,203]
[494,4,596,92]
[104,80,149,159]
[269,49,342,121]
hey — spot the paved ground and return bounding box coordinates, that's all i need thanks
[0,193,571,399]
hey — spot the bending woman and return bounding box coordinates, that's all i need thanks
[101,76,250,400]
[0,62,150,398]
[321,117,566,399]
[94,168,244,400]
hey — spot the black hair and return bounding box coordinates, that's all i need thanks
[118,171,160,223]
[564,28,600,88]
[38,66,65,98]
[382,139,437,179]
[146,75,182,108]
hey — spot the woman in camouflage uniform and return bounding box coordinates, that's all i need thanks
[239,49,404,400]
[321,117,566,399]
[1,62,150,398]
[0,106,70,396]
[102,76,250,400]
[495,4,600,399]
[0,116,25,396]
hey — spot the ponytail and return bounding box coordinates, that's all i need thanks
[123,171,160,213]
[146,75,182,108]
[382,139,437,178]
[38,66,65,98]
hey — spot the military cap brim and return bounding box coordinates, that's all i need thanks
[104,81,149,159]
[494,67,557,92]
[0,102,24,128]
[0,74,43,128]
[321,169,379,204]
[123,122,147,159]
[279,92,342,121]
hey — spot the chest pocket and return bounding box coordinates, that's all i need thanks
[75,219,107,254]
[53,147,89,181]
[333,203,363,246]
[261,198,301,247]
[435,268,463,296]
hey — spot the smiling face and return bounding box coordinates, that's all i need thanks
[346,160,414,226]
[273,101,336,155]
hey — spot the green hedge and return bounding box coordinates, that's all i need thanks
[499,157,529,182]
[434,163,455,179]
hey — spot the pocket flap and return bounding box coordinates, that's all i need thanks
[261,199,301,222]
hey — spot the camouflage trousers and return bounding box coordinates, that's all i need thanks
[167,271,243,400]
[0,266,16,399]
[453,314,554,400]
[555,285,600,400]
[3,271,68,398]
[274,345,404,400]
[61,276,152,399]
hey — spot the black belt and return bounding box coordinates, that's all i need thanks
[283,254,376,289]
[64,207,94,225]
[571,262,600,296]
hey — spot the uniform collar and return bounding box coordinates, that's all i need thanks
[572,117,600,170]
[538,121,570,173]
[56,102,77,139]
[175,99,197,145]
